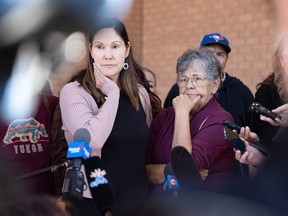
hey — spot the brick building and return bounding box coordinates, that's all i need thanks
[125,0,275,102]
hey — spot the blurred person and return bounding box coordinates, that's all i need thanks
[243,34,288,201]
[273,0,288,31]
[137,190,274,216]
[139,67,162,119]
[143,67,157,93]
[0,195,71,216]
[261,103,288,127]
[0,91,67,197]
[233,99,288,214]
[146,47,234,196]
[249,33,288,149]
[142,67,162,119]
[0,151,22,209]
[59,17,158,214]
[233,114,288,216]
[0,1,116,198]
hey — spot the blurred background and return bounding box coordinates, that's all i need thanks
[124,0,276,101]
[0,0,283,121]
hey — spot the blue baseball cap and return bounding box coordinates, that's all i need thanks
[200,33,231,54]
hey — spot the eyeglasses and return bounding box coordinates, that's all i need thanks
[177,75,208,87]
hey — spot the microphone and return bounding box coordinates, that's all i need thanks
[62,128,92,201]
[162,163,179,199]
[249,102,282,122]
[66,128,92,169]
[13,160,73,182]
[171,146,202,193]
[84,156,115,215]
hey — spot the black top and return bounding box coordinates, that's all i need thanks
[101,91,149,210]
[164,73,254,127]
[249,83,283,148]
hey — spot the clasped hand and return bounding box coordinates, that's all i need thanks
[93,63,119,94]
[172,94,201,114]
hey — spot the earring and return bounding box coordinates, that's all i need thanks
[123,63,129,70]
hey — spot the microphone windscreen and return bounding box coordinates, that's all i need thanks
[73,128,91,144]
[164,163,174,176]
[84,156,114,214]
[171,146,202,191]
[164,163,179,190]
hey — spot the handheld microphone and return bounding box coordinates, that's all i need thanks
[249,102,281,122]
[171,146,202,193]
[62,128,92,201]
[162,163,179,199]
[84,156,114,215]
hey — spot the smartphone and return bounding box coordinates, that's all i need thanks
[223,125,271,156]
[223,120,241,133]
[249,102,281,122]
[223,125,246,154]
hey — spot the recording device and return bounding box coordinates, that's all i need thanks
[84,156,114,215]
[249,102,282,121]
[223,125,246,154]
[171,146,202,193]
[62,128,92,201]
[223,120,241,133]
[162,163,179,198]
[223,125,271,156]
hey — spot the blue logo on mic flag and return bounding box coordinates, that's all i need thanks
[90,168,108,188]
[67,141,92,160]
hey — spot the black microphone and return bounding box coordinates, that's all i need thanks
[84,156,115,215]
[162,163,179,199]
[62,128,92,201]
[13,160,73,182]
[171,146,202,193]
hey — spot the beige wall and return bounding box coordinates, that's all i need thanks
[125,0,276,102]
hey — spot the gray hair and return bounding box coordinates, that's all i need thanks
[176,47,221,82]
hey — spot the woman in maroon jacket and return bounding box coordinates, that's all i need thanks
[146,47,234,196]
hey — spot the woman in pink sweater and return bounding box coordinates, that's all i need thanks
[60,17,159,215]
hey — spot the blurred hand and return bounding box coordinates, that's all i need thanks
[260,103,288,127]
[199,169,209,181]
[235,139,266,168]
[238,126,259,143]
